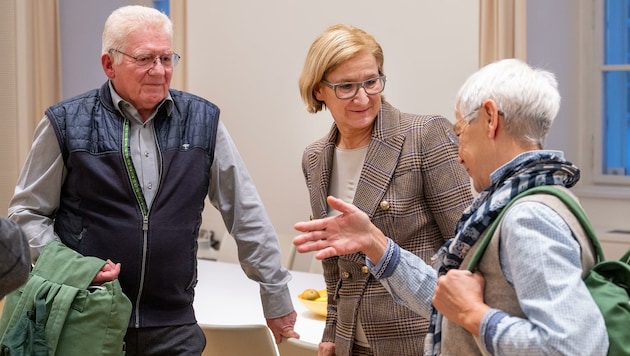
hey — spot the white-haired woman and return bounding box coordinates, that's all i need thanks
[294,58,608,355]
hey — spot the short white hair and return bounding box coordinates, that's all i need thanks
[102,5,173,64]
[455,58,560,148]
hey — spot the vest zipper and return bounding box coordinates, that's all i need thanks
[122,119,150,328]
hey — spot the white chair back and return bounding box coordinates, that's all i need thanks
[277,337,318,356]
[200,323,278,356]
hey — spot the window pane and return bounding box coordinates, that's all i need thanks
[603,71,630,175]
[605,0,629,64]
[603,0,630,177]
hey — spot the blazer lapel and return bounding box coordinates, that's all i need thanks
[353,101,405,218]
[307,126,338,218]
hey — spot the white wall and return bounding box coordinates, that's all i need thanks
[526,0,580,156]
[186,1,480,239]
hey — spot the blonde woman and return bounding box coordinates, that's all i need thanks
[297,24,473,356]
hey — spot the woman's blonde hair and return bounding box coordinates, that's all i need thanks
[298,24,384,113]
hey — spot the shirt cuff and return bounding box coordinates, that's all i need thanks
[480,308,506,355]
[366,238,400,279]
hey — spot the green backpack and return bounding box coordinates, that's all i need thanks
[0,241,132,356]
[467,186,630,356]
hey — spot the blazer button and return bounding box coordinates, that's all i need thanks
[309,215,314,221]
[342,272,351,279]
[361,266,369,274]
[379,200,391,211]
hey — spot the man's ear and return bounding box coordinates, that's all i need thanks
[102,53,116,79]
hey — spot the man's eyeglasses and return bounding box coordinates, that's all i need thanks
[321,76,386,100]
[109,49,181,68]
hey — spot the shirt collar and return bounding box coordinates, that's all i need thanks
[108,80,174,120]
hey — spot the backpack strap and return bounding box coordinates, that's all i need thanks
[0,274,47,345]
[44,284,80,353]
[467,185,606,272]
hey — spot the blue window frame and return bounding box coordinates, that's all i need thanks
[603,0,630,176]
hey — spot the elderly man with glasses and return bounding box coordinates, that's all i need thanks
[8,5,298,355]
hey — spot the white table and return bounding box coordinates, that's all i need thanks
[193,259,326,345]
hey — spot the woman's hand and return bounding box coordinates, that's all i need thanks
[432,269,490,336]
[318,341,335,356]
[293,196,388,262]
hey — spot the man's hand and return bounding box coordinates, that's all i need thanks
[92,259,121,285]
[266,310,299,344]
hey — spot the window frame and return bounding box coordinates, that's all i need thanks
[592,0,630,185]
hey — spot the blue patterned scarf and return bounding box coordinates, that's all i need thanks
[424,151,580,356]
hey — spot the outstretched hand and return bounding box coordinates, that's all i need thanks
[293,196,388,262]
